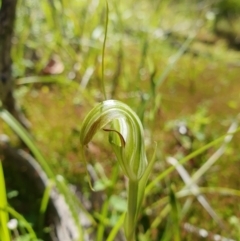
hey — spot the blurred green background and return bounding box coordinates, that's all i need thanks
[1,0,240,240]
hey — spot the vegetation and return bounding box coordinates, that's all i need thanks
[1,0,240,240]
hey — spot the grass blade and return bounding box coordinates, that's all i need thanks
[0,108,85,240]
[145,126,240,195]
[167,157,222,224]
[0,206,37,240]
[0,161,11,241]
[38,180,54,238]
[101,0,109,100]
[106,213,125,241]
[169,185,180,241]
[0,108,54,178]
[190,120,239,187]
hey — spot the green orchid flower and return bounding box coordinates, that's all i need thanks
[80,99,156,241]
[80,99,147,181]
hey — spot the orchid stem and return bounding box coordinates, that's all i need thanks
[125,180,138,241]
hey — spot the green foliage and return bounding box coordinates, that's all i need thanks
[0,108,85,240]
[0,161,11,241]
[1,0,240,240]
[216,0,240,16]
[2,206,38,241]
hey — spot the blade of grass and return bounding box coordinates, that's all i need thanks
[177,187,240,199]
[38,180,54,238]
[106,213,125,241]
[96,164,119,241]
[189,119,239,188]
[148,185,240,214]
[147,186,179,241]
[149,119,239,229]
[169,185,180,241]
[144,185,240,239]
[145,204,171,238]
[111,0,124,98]
[96,199,111,241]
[145,126,240,195]
[0,206,37,240]
[155,31,197,90]
[0,160,11,241]
[137,143,157,216]
[145,125,240,234]
[0,108,54,178]
[0,108,85,240]
[101,0,109,100]
[167,157,222,224]
[68,188,97,227]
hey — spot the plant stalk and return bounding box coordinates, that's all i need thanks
[125,180,138,241]
[0,160,11,241]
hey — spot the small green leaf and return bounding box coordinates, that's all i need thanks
[109,195,127,212]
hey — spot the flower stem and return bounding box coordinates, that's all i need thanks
[125,180,139,241]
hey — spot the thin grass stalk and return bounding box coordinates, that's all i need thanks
[143,185,240,239]
[94,212,110,226]
[136,143,157,216]
[145,186,240,237]
[96,198,110,241]
[96,164,119,241]
[38,180,54,238]
[148,186,240,216]
[40,0,62,46]
[151,204,170,229]
[151,187,240,213]
[0,108,84,241]
[189,120,238,188]
[143,127,240,236]
[169,186,180,241]
[150,119,239,227]
[138,36,148,75]
[0,108,54,178]
[101,0,108,100]
[111,0,124,98]
[68,189,97,227]
[162,120,239,225]
[143,204,171,239]
[134,35,149,96]
[110,42,123,98]
[145,126,240,195]
[155,31,197,90]
[84,0,104,39]
[0,206,37,240]
[149,29,198,123]
[106,213,125,241]
[0,161,11,241]
[177,187,240,199]
[167,157,221,224]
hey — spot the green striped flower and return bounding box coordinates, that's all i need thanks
[80,99,156,241]
[80,99,147,182]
